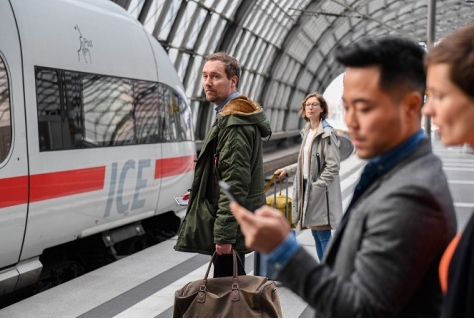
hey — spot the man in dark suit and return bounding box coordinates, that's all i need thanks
[230,36,457,317]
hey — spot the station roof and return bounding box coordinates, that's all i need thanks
[113,0,474,139]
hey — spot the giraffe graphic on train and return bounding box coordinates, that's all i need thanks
[75,24,93,63]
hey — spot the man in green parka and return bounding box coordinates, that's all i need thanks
[174,52,271,277]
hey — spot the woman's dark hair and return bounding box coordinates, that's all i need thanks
[299,93,328,121]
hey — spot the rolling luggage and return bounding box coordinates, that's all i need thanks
[264,174,296,228]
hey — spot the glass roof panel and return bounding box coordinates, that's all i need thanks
[126,0,145,20]
[319,34,336,55]
[241,72,255,98]
[288,61,301,83]
[280,59,295,83]
[296,69,312,92]
[206,19,227,53]
[196,13,221,54]
[368,1,386,14]
[171,1,199,47]
[168,47,178,69]
[177,53,190,82]
[286,32,312,63]
[334,21,350,40]
[115,0,474,142]
[247,38,264,70]
[158,0,182,40]
[203,0,214,7]
[142,0,166,34]
[185,8,207,49]
[234,31,252,63]
[261,46,277,74]
[186,56,203,97]
[221,0,241,18]
[275,55,290,81]
[252,74,264,99]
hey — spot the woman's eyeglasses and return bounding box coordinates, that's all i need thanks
[305,103,320,108]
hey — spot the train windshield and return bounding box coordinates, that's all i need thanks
[0,56,11,162]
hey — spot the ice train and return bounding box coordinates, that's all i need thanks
[0,0,195,296]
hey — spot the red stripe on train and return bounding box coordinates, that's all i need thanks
[0,176,28,208]
[155,155,196,179]
[30,166,106,202]
[0,155,195,208]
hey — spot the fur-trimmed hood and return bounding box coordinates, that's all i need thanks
[217,95,271,139]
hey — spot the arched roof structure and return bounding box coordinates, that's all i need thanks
[113,0,474,142]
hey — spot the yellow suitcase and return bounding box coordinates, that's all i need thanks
[264,174,297,228]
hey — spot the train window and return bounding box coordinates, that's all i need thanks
[36,69,63,151]
[177,93,193,141]
[0,56,11,162]
[63,71,85,149]
[83,75,134,146]
[35,66,191,151]
[133,80,163,144]
[160,85,193,142]
[162,85,179,141]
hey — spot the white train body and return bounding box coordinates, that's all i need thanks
[0,0,195,295]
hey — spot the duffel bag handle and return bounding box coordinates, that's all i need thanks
[198,250,242,303]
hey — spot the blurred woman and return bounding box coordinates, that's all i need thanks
[275,93,343,261]
[423,23,474,317]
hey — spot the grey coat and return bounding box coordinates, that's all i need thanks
[276,139,457,317]
[285,121,343,229]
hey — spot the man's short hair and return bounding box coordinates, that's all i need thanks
[335,36,426,102]
[205,52,241,88]
[425,23,474,99]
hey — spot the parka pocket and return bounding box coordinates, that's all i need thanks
[203,198,217,219]
[305,183,329,227]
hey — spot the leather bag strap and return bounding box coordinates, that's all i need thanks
[198,250,242,303]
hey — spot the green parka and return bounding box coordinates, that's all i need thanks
[174,95,271,255]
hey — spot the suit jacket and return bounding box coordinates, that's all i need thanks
[276,139,457,317]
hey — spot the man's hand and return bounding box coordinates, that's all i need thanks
[230,202,290,254]
[215,243,232,255]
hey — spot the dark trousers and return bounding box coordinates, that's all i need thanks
[213,253,246,277]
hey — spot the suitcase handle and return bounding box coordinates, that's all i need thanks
[264,174,285,193]
[264,174,293,226]
[264,174,288,208]
[264,174,278,192]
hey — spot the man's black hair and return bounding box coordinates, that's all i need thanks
[335,36,426,99]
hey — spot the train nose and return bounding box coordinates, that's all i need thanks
[338,134,355,161]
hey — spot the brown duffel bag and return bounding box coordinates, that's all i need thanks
[173,250,282,318]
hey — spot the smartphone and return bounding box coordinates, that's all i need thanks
[218,181,245,207]
[174,196,189,206]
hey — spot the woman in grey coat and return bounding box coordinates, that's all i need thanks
[275,93,343,261]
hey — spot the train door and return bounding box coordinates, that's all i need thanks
[0,2,29,269]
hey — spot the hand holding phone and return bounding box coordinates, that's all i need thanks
[218,181,245,208]
[174,196,189,206]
